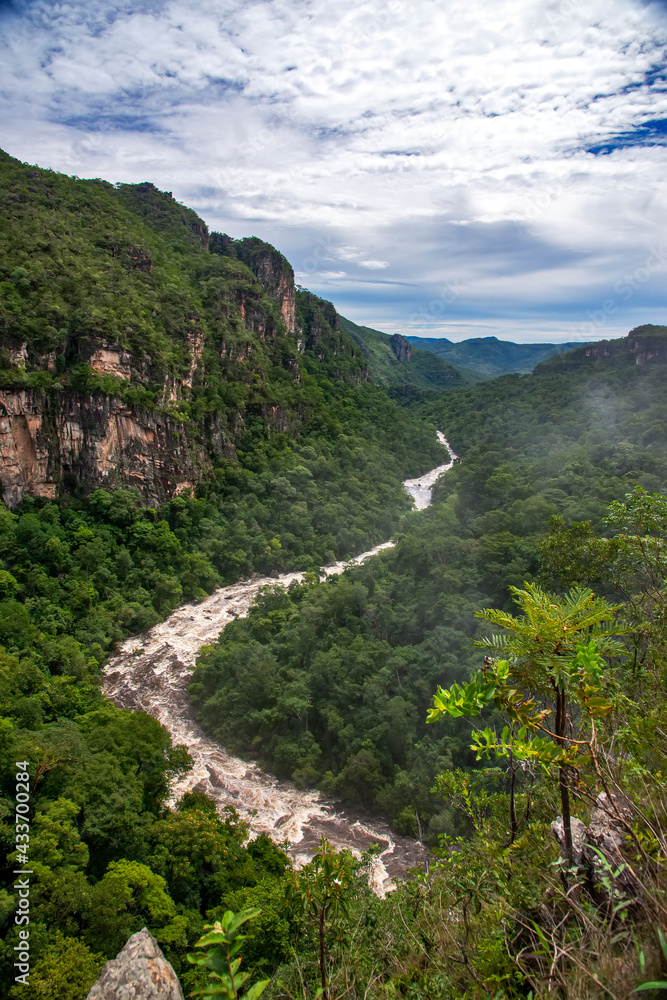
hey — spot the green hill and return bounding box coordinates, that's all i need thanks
[406,333,592,379]
[339,316,473,390]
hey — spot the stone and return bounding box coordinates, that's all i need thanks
[551,792,639,898]
[551,816,587,865]
[86,928,184,1000]
[583,791,638,896]
[390,334,412,363]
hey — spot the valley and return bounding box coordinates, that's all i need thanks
[1,151,667,1000]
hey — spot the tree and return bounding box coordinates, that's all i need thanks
[187,908,269,1000]
[85,859,176,957]
[286,838,356,1000]
[9,931,104,1000]
[428,583,625,863]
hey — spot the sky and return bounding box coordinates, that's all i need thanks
[1,0,667,343]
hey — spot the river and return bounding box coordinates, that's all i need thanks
[103,431,457,895]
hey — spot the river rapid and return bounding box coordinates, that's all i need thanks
[103,432,457,895]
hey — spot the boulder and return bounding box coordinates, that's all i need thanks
[551,792,639,898]
[86,928,184,1000]
[550,816,587,865]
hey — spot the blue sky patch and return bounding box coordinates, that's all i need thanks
[586,117,667,154]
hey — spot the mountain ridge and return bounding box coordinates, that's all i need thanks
[339,316,475,391]
[406,333,593,379]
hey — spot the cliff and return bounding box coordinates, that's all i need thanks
[0,388,213,508]
[0,151,367,508]
[338,316,468,391]
[210,233,297,335]
[537,325,667,374]
[390,334,412,362]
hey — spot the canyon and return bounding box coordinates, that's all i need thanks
[103,434,457,895]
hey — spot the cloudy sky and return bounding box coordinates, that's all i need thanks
[1,0,667,342]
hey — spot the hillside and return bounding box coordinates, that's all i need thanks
[407,333,591,379]
[0,152,455,996]
[0,149,449,550]
[339,316,473,391]
[192,324,667,824]
[188,322,667,997]
[4,147,667,1000]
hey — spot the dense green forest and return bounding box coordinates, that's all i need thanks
[2,147,667,999]
[0,153,448,996]
[191,326,667,831]
[188,327,667,998]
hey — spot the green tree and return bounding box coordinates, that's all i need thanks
[85,859,176,957]
[286,838,356,1000]
[428,584,625,862]
[187,908,269,1000]
[9,932,105,1000]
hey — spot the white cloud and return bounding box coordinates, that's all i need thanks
[1,0,666,340]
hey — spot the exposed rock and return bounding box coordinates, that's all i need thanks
[249,248,296,335]
[235,241,296,335]
[556,325,667,369]
[550,816,587,866]
[583,791,638,896]
[552,792,639,898]
[0,389,209,508]
[126,245,153,272]
[87,928,184,1000]
[390,334,413,363]
[88,345,133,380]
[8,341,28,367]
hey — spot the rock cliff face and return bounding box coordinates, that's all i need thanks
[0,390,211,508]
[390,334,413,363]
[211,233,297,335]
[544,325,667,371]
[0,152,368,509]
[87,928,184,1000]
[245,247,296,334]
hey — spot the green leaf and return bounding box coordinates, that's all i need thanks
[244,980,270,1000]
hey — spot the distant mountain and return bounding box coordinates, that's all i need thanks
[535,324,667,372]
[406,335,592,380]
[339,316,474,391]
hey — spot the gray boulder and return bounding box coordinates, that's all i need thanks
[87,928,184,1000]
[550,816,587,866]
[551,791,639,897]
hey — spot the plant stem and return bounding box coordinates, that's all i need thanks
[319,905,328,1000]
[555,686,574,864]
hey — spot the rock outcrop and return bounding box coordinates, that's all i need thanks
[390,334,413,363]
[245,247,296,335]
[87,928,184,1000]
[211,234,297,335]
[0,390,210,508]
[551,791,639,897]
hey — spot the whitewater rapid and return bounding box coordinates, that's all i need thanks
[103,432,457,895]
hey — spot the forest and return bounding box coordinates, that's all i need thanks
[1,149,667,999]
